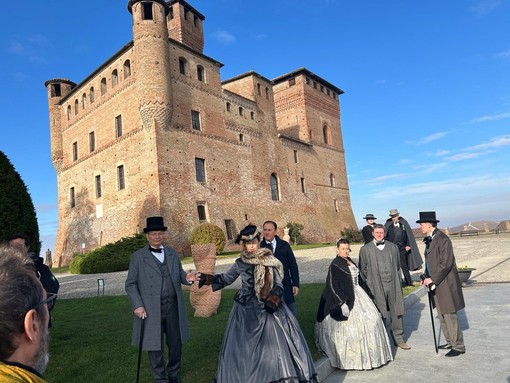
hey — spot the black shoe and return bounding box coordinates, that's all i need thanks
[438,344,452,350]
[445,349,465,357]
[169,378,180,383]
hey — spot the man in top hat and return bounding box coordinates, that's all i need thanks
[361,214,377,244]
[417,211,466,357]
[125,216,198,383]
[384,208,422,286]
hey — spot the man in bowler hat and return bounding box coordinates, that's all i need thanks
[417,211,466,357]
[125,217,198,383]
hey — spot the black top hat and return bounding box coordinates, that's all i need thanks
[143,216,168,233]
[235,224,261,244]
[416,211,440,224]
[363,214,377,220]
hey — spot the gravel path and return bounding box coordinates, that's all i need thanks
[55,233,510,299]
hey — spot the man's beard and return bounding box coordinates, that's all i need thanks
[32,326,50,374]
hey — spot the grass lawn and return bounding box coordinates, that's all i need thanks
[45,282,418,382]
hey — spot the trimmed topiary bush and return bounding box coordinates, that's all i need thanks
[190,223,226,255]
[69,233,147,274]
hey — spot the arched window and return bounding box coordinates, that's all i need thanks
[330,173,335,187]
[101,78,107,95]
[123,60,131,79]
[82,93,87,109]
[74,99,79,115]
[90,87,95,103]
[112,69,118,87]
[270,173,280,201]
[67,105,72,120]
[197,65,204,82]
[179,57,188,75]
[323,124,331,144]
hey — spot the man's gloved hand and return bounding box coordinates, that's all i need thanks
[198,273,214,288]
[264,293,281,314]
[341,303,350,318]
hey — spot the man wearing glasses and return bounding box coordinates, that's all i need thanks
[125,216,198,383]
[0,245,55,383]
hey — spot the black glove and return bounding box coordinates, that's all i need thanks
[198,273,214,288]
[264,293,281,314]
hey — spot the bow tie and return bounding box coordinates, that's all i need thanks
[375,241,385,246]
[423,236,432,245]
[149,247,163,253]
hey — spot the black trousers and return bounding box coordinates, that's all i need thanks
[147,300,182,383]
[400,250,413,286]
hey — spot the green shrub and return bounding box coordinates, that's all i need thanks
[285,222,304,245]
[69,233,147,274]
[340,226,363,243]
[189,223,226,254]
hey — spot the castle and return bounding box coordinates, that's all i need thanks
[44,0,356,265]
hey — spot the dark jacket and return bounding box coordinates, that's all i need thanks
[361,224,374,244]
[29,252,59,295]
[260,235,299,304]
[384,216,423,270]
[316,256,355,322]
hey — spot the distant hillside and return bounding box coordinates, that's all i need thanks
[447,220,500,234]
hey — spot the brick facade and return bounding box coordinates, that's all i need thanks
[44,0,356,266]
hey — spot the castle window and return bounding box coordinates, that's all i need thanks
[224,219,235,240]
[195,158,206,182]
[117,165,125,190]
[334,199,339,212]
[193,15,199,27]
[70,187,76,208]
[289,78,295,86]
[179,57,188,75]
[320,85,324,92]
[67,105,71,120]
[142,2,153,20]
[197,203,207,222]
[327,89,330,96]
[90,87,95,103]
[294,150,298,163]
[330,173,335,187]
[115,115,123,137]
[250,111,255,120]
[101,78,107,95]
[82,93,87,109]
[239,133,244,142]
[265,87,269,99]
[238,107,244,116]
[72,142,78,161]
[300,177,306,193]
[169,5,174,19]
[305,77,310,85]
[74,99,79,115]
[89,131,95,152]
[191,110,201,131]
[112,69,118,87]
[123,60,131,79]
[184,9,189,20]
[332,93,337,99]
[95,175,102,198]
[313,81,317,89]
[197,65,204,82]
[257,83,261,96]
[51,84,61,97]
[270,173,280,201]
[226,102,231,112]
[323,125,331,144]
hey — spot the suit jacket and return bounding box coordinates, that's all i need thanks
[358,241,404,317]
[426,229,465,313]
[125,245,191,351]
[260,235,299,304]
[316,255,355,322]
[384,217,423,270]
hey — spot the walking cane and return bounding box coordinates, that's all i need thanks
[426,288,439,354]
[135,315,146,383]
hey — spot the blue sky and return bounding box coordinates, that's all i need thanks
[1,0,509,252]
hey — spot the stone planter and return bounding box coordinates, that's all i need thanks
[457,268,475,284]
[190,243,221,317]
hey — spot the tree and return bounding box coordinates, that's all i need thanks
[0,151,41,254]
[285,222,304,245]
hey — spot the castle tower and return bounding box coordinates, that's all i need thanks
[44,78,76,174]
[128,0,173,130]
[167,0,205,53]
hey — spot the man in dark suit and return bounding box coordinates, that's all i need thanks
[125,216,198,383]
[261,221,300,316]
[417,211,466,357]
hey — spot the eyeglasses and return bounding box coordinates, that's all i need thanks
[32,293,58,313]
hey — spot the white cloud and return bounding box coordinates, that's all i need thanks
[365,173,409,185]
[407,131,449,146]
[211,30,236,45]
[466,112,510,124]
[431,149,450,157]
[494,50,510,60]
[468,134,510,150]
[468,0,501,17]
